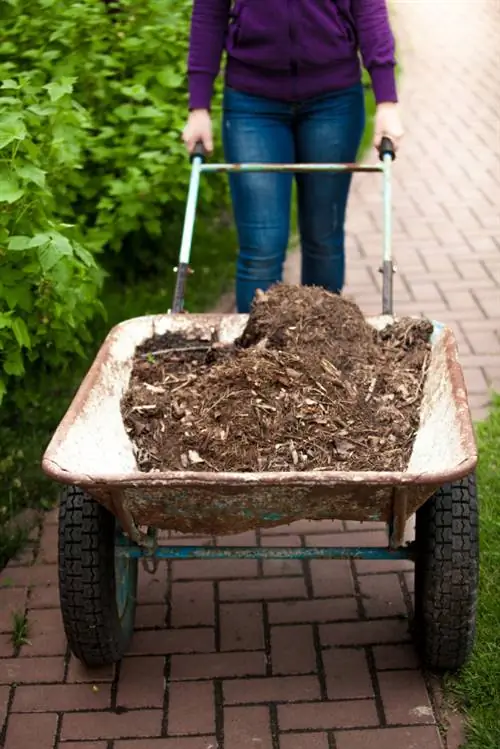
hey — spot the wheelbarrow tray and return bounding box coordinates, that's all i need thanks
[42,312,477,539]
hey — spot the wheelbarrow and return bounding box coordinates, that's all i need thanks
[42,138,479,673]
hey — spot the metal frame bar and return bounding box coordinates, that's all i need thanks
[173,156,394,315]
[115,541,415,562]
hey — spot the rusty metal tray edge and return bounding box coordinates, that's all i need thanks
[41,312,478,490]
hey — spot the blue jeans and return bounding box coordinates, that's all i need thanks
[222,85,365,313]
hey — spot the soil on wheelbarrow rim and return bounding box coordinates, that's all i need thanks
[121,285,433,474]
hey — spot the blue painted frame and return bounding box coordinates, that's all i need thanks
[115,537,415,562]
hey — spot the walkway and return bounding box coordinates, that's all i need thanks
[1,1,499,747]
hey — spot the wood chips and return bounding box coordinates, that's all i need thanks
[121,285,433,473]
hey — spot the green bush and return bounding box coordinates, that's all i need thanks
[0,73,105,400]
[0,0,230,402]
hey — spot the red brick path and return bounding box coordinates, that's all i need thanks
[1,1,499,747]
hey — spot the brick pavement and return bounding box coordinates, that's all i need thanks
[1,1,499,748]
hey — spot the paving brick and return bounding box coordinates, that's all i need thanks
[66,657,114,683]
[0,656,64,684]
[115,740,217,749]
[12,682,111,712]
[61,710,163,741]
[27,583,60,609]
[129,628,214,655]
[135,604,168,629]
[309,560,354,597]
[359,574,407,618]
[224,675,320,704]
[170,651,266,680]
[323,648,373,700]
[305,531,387,549]
[224,706,273,749]
[279,734,330,749]
[263,559,303,576]
[269,598,359,624]
[4,713,58,749]
[172,559,257,580]
[60,743,108,749]
[463,366,489,393]
[117,656,165,708]
[335,726,442,749]
[137,565,168,605]
[278,699,379,730]
[355,558,413,574]
[377,670,434,725]
[170,581,215,627]
[264,534,302,548]
[20,608,67,657]
[320,619,410,648]
[38,523,58,564]
[220,602,264,651]
[262,519,343,535]
[220,577,307,602]
[0,633,14,658]
[216,531,257,546]
[271,625,316,675]
[0,563,57,588]
[167,681,214,735]
[1,684,9,733]
[373,644,419,671]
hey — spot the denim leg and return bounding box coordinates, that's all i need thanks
[295,85,365,294]
[222,87,294,313]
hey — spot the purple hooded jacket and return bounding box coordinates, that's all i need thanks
[188,0,397,110]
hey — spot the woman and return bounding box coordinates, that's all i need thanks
[183,0,404,313]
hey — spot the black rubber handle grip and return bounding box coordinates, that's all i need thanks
[379,136,396,162]
[190,141,206,163]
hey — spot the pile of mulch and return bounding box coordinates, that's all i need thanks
[121,285,433,473]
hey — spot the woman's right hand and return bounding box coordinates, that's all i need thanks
[182,109,213,155]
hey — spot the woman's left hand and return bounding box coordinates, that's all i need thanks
[373,102,404,153]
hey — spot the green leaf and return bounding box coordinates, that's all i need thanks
[3,285,33,313]
[17,164,46,188]
[0,175,24,204]
[4,348,25,376]
[38,233,73,272]
[0,114,26,149]
[0,378,6,405]
[12,318,31,350]
[8,236,32,251]
[157,69,183,89]
[29,233,51,248]
[44,77,76,102]
[27,104,54,117]
[74,243,96,268]
[0,314,12,330]
[1,79,19,90]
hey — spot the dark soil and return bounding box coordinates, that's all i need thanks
[121,285,433,473]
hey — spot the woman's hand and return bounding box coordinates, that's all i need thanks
[373,102,404,153]
[182,109,213,154]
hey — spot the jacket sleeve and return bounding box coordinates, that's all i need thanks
[188,0,231,110]
[351,0,398,104]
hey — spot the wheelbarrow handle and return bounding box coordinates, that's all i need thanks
[378,136,396,162]
[190,141,207,163]
[172,141,395,315]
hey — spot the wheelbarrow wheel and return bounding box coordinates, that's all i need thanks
[58,485,138,667]
[414,473,479,672]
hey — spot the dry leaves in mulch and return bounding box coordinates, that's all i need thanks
[121,284,433,473]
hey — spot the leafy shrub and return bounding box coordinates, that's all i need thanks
[1,0,230,400]
[0,72,105,401]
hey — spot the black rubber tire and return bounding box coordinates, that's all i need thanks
[414,473,479,672]
[58,485,138,667]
